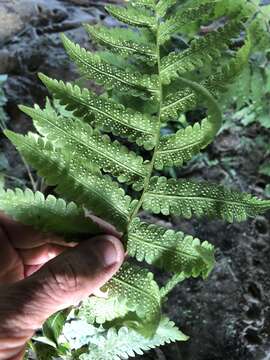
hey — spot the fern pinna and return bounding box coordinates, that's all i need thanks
[1,0,269,358]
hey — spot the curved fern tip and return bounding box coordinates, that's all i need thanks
[38,72,49,83]
[18,104,32,115]
[60,33,72,49]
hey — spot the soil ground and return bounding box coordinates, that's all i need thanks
[0,1,270,359]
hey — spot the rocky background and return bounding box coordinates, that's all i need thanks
[0,1,270,359]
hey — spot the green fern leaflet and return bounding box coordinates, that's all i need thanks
[2,0,269,358]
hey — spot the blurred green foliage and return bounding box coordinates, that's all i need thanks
[223,1,270,128]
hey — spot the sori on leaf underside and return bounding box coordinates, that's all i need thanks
[1,0,269,358]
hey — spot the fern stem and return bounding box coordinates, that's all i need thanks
[177,76,222,136]
[128,12,163,226]
[21,155,37,192]
[1,122,37,191]
[160,273,186,299]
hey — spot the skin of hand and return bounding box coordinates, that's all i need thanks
[0,213,124,360]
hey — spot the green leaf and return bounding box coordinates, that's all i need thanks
[159,1,219,44]
[79,316,188,360]
[5,131,134,231]
[130,0,156,8]
[161,86,198,121]
[160,273,186,298]
[43,310,69,345]
[61,34,158,95]
[159,0,251,44]
[32,337,57,349]
[162,36,251,121]
[79,296,129,325]
[104,262,161,337]
[39,74,157,150]
[157,77,222,169]
[80,262,161,338]
[20,103,149,189]
[155,119,215,169]
[143,176,270,222]
[157,0,177,17]
[85,25,156,60]
[128,218,215,279]
[160,20,243,84]
[62,320,104,351]
[33,342,58,360]
[105,4,156,29]
[0,188,102,237]
[155,79,222,169]
[204,34,252,97]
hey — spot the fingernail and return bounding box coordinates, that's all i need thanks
[95,239,118,267]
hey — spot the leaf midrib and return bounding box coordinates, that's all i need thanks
[68,41,156,91]
[128,8,164,223]
[90,29,156,57]
[111,276,160,313]
[1,194,94,233]
[108,6,155,28]
[157,132,203,155]
[162,91,195,113]
[129,234,199,260]
[34,112,146,178]
[67,91,155,136]
[145,192,266,208]
[21,137,130,223]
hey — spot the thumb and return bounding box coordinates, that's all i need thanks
[2,235,124,333]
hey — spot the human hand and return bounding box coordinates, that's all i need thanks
[0,213,124,360]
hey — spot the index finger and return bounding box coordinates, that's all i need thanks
[0,213,65,250]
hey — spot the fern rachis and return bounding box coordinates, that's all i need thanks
[1,0,269,359]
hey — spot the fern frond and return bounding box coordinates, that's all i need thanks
[78,316,187,360]
[159,0,249,44]
[160,273,186,299]
[20,104,149,189]
[128,218,215,279]
[143,177,270,222]
[5,0,264,353]
[204,33,252,96]
[156,0,177,17]
[80,262,161,338]
[85,25,156,60]
[161,87,197,121]
[155,120,214,169]
[159,1,218,44]
[5,131,134,231]
[79,296,129,326]
[130,0,156,8]
[39,74,157,150]
[162,36,251,121]
[156,77,222,169]
[0,188,101,237]
[105,4,156,29]
[61,35,158,95]
[160,21,243,84]
[105,262,161,338]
